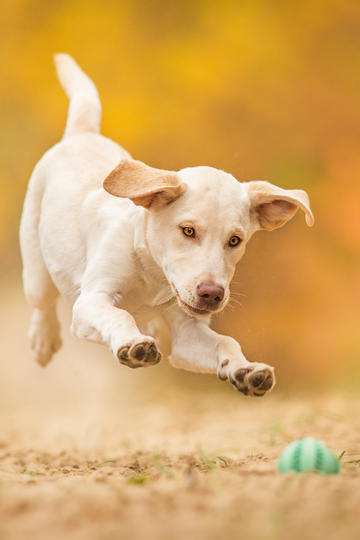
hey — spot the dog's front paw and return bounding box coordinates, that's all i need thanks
[117,339,161,369]
[218,359,275,397]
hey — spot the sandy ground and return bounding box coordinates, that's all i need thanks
[1,288,360,540]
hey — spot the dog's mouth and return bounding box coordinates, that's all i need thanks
[172,286,211,317]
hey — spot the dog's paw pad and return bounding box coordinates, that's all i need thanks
[225,364,275,397]
[251,372,274,395]
[230,369,251,395]
[259,376,274,391]
[248,370,267,387]
[118,347,130,361]
[133,344,146,361]
[217,358,230,381]
[117,341,161,369]
[146,343,158,362]
[229,374,249,395]
[234,368,252,383]
[247,368,274,396]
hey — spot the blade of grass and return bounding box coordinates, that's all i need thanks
[127,475,148,485]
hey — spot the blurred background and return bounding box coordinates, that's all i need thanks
[1,0,360,423]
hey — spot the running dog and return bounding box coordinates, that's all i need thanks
[19,54,314,396]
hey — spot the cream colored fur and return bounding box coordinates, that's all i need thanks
[19,54,314,397]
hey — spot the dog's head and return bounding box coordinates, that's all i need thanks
[103,159,314,318]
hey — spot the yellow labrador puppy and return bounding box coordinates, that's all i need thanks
[20,54,314,397]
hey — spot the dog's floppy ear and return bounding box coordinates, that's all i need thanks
[247,181,314,231]
[103,159,186,209]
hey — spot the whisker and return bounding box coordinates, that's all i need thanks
[229,298,243,308]
[224,297,243,313]
[230,291,247,298]
[223,303,235,313]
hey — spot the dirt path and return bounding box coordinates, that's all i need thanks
[1,394,360,540]
[1,289,360,540]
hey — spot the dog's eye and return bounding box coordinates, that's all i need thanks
[228,235,242,247]
[182,226,195,238]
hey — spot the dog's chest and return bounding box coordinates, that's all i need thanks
[125,277,173,309]
[118,246,174,316]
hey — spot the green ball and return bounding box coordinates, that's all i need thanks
[277,437,341,474]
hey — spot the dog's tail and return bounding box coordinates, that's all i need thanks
[54,53,101,138]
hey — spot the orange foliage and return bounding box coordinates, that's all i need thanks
[1,0,359,385]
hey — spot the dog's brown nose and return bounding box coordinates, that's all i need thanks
[197,281,225,309]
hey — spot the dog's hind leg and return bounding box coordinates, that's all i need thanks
[27,305,62,367]
[20,164,62,366]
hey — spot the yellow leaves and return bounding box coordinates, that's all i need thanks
[1,0,360,380]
